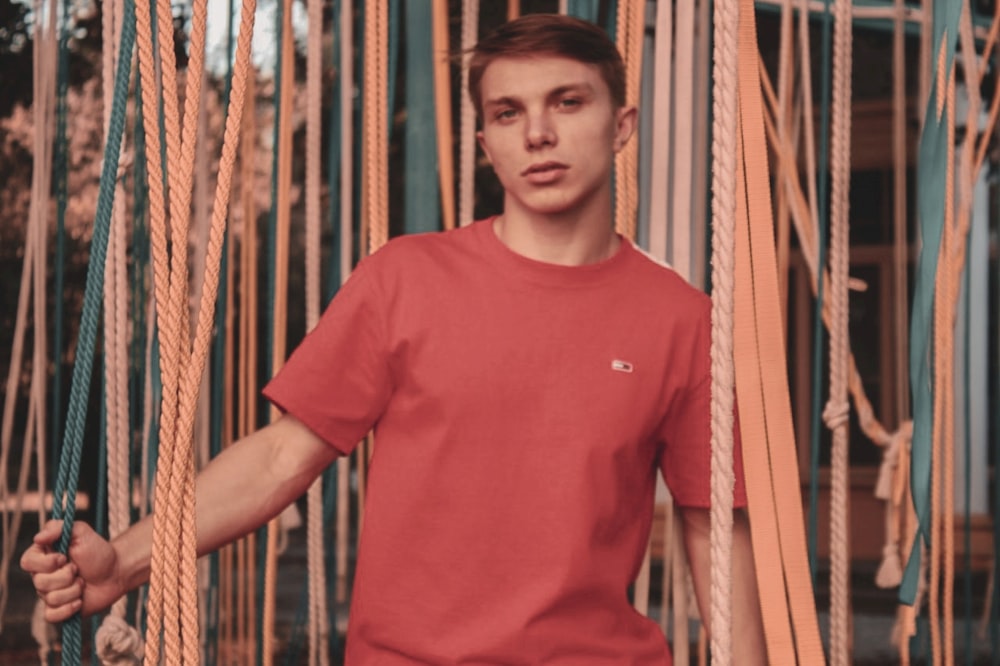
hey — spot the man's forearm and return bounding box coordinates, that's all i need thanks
[680,506,766,665]
[113,415,336,592]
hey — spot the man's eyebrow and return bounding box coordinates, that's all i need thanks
[483,95,521,109]
[482,82,597,109]
[546,83,595,98]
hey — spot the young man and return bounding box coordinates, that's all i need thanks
[23,14,765,665]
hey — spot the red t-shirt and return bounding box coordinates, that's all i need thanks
[264,218,746,664]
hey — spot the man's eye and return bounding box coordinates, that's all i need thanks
[495,108,517,121]
[558,98,582,109]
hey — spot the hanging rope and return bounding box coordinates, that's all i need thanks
[364,0,391,256]
[647,0,671,263]
[305,0,330,662]
[48,1,136,660]
[708,0,738,660]
[432,0,455,231]
[335,0,355,606]
[458,0,479,227]
[613,0,644,241]
[0,0,56,633]
[826,1,853,663]
[670,0,694,278]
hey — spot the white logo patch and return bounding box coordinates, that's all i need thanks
[611,359,634,373]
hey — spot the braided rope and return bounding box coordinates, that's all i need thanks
[305,0,329,662]
[458,0,479,227]
[613,0,643,241]
[708,0,738,659]
[366,0,390,255]
[134,0,181,657]
[826,1,853,663]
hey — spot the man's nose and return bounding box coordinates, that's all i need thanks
[524,111,556,149]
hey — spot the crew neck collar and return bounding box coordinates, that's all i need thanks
[473,216,634,288]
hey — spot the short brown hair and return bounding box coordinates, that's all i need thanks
[467,14,626,119]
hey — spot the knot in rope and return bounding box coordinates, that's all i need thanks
[875,542,903,589]
[874,434,900,501]
[822,398,850,431]
[95,614,144,665]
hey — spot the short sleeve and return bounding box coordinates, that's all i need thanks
[658,304,747,509]
[263,259,393,455]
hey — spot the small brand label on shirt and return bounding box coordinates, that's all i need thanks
[611,359,634,373]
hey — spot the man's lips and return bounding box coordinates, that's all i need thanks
[521,161,568,176]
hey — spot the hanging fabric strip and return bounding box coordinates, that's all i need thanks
[902,0,962,609]
[732,0,826,662]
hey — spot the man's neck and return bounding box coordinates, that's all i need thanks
[493,202,620,267]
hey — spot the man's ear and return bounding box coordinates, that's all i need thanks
[477,130,493,164]
[612,106,638,153]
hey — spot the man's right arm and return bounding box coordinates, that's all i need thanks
[21,414,338,622]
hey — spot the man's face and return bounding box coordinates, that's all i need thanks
[476,56,635,220]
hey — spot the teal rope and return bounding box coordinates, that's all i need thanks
[50,2,135,661]
[807,0,833,586]
[51,0,71,476]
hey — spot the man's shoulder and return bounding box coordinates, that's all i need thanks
[370,223,480,264]
[624,243,711,313]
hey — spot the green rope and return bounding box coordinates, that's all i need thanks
[808,0,833,586]
[50,3,135,661]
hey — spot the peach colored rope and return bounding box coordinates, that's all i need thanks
[335,0,354,606]
[433,0,455,231]
[708,0,738,660]
[459,0,479,227]
[670,0,693,278]
[364,0,390,256]
[648,0,671,263]
[892,0,909,426]
[305,0,330,662]
[102,0,132,624]
[613,0,644,241]
[826,1,853,663]
[0,6,54,626]
[237,68,259,665]
[263,2,296,661]
[134,0,189,656]
[134,0,257,661]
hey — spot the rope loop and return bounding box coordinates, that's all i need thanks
[822,398,850,431]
